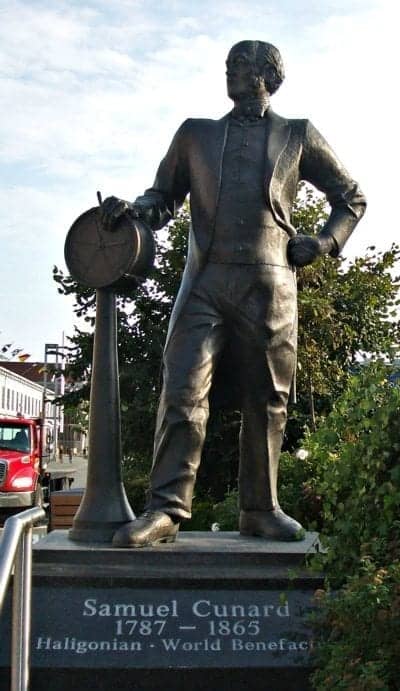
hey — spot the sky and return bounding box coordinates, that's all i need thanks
[1,0,399,360]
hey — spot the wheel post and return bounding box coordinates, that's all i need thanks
[69,288,135,543]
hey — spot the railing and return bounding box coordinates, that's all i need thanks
[0,507,46,691]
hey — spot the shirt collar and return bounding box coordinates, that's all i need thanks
[231,99,270,123]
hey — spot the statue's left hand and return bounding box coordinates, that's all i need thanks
[287,234,335,267]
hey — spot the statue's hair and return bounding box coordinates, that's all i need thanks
[230,40,285,95]
[255,41,285,94]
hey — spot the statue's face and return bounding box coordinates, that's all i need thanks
[226,42,267,101]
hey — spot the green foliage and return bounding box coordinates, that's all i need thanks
[121,455,149,514]
[277,450,323,529]
[302,361,400,578]
[180,498,216,531]
[178,486,240,532]
[292,361,400,690]
[62,400,89,436]
[213,488,239,531]
[289,185,400,442]
[312,561,400,690]
[123,474,149,516]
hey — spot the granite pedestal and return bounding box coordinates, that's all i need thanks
[0,531,323,690]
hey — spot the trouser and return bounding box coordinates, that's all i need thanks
[148,263,297,520]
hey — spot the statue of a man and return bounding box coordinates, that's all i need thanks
[103,40,366,547]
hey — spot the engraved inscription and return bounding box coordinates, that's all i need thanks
[25,588,316,669]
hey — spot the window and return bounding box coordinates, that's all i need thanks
[0,423,31,451]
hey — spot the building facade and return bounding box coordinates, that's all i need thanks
[0,364,55,419]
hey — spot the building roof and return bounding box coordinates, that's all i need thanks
[1,362,48,385]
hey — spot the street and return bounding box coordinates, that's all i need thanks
[54,454,88,489]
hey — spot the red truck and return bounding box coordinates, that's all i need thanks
[0,415,74,515]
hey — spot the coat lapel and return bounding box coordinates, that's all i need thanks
[209,114,230,224]
[264,109,291,226]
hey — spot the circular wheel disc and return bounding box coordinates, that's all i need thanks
[65,207,139,289]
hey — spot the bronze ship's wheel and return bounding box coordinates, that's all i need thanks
[65,207,155,289]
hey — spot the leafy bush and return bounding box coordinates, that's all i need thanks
[180,498,216,531]
[305,361,400,578]
[122,455,149,514]
[312,561,400,690]
[213,488,239,531]
[278,450,324,529]
[300,361,400,690]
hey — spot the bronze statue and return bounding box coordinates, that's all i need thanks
[102,40,366,547]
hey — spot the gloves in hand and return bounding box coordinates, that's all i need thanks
[287,234,336,267]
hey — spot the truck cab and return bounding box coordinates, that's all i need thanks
[0,415,51,509]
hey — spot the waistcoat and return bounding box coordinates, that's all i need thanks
[209,117,289,265]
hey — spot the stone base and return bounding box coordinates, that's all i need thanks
[0,531,323,691]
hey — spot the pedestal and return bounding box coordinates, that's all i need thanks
[0,531,323,690]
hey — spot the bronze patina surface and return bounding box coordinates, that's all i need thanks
[100,40,366,547]
[65,206,154,290]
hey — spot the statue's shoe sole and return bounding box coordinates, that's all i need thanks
[129,534,178,548]
[113,531,178,548]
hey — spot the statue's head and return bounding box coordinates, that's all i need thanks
[226,40,285,101]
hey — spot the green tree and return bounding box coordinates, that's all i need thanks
[288,186,400,444]
[297,361,400,690]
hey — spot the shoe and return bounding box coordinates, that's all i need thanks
[239,508,305,541]
[112,510,179,548]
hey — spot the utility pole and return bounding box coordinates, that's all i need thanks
[43,343,65,463]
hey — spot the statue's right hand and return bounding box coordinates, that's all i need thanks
[100,196,138,232]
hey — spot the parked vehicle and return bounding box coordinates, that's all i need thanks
[0,415,74,515]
